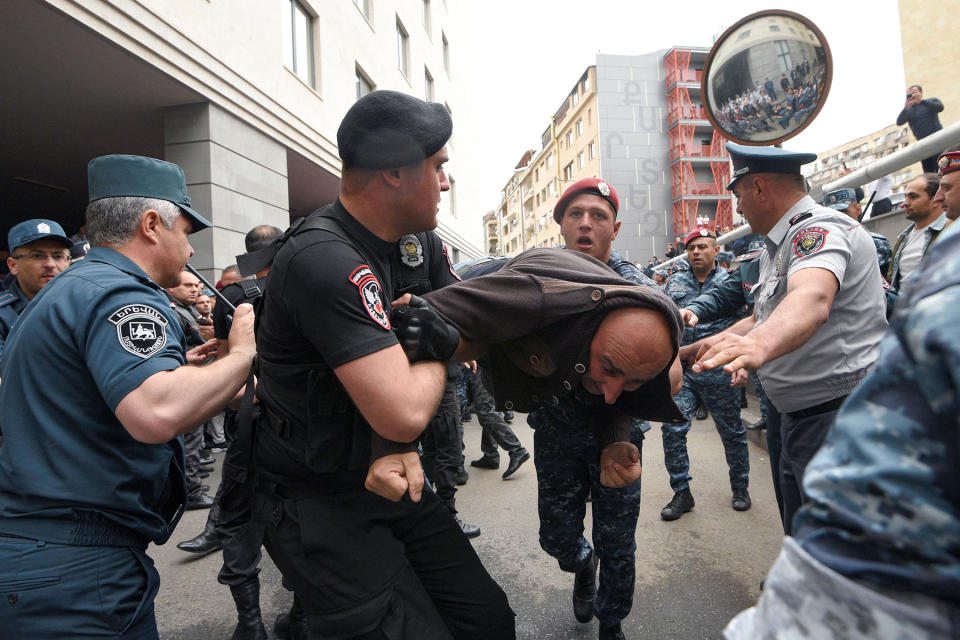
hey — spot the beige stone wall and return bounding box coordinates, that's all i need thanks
[899,0,959,133]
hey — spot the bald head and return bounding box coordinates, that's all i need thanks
[582,307,674,404]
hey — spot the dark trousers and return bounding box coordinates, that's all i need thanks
[754,375,785,529]
[183,425,205,498]
[253,485,515,639]
[421,380,462,509]
[467,370,522,461]
[533,419,644,627]
[0,536,160,639]
[779,409,838,534]
[921,154,940,174]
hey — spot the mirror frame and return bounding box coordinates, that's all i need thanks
[700,9,833,146]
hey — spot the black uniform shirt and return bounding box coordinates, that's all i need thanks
[254,200,400,481]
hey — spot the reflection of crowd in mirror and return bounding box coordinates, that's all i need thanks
[716,62,825,138]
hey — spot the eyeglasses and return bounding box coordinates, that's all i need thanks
[12,250,71,264]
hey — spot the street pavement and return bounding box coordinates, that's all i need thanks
[153,400,783,639]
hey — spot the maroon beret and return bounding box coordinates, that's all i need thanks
[553,178,619,223]
[684,228,716,245]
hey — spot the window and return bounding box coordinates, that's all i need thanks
[448,173,456,218]
[280,0,315,87]
[424,67,434,100]
[572,91,579,107]
[353,0,370,19]
[583,75,590,93]
[534,167,539,181]
[775,40,793,73]
[422,0,431,34]
[396,18,409,77]
[587,108,592,125]
[546,154,554,169]
[355,65,374,100]
[769,25,780,32]
[566,131,573,147]
[442,32,450,74]
[576,119,583,136]
[548,180,557,196]
[588,141,596,159]
[563,162,574,181]
[577,151,585,169]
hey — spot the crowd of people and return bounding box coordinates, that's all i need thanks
[0,83,958,640]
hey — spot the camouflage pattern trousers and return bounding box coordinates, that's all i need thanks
[662,368,748,492]
[531,410,645,626]
[724,537,960,639]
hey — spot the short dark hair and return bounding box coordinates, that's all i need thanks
[918,173,940,198]
[854,186,864,201]
[245,225,282,253]
[909,84,922,93]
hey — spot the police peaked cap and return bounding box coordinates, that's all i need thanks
[725,143,817,190]
[338,90,453,169]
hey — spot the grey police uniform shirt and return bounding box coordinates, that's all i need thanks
[754,195,887,413]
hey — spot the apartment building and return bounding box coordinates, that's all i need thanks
[802,123,919,194]
[487,51,733,265]
[1,0,482,278]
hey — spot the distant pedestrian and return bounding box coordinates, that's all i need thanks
[897,84,945,173]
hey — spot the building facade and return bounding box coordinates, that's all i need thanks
[899,0,959,134]
[486,51,734,266]
[2,0,483,279]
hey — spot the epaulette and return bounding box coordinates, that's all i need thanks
[788,211,813,226]
[0,291,18,308]
[738,249,763,262]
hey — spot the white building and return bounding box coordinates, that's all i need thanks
[1,0,483,277]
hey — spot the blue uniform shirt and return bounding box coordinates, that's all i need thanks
[0,277,30,360]
[664,262,736,344]
[794,220,960,606]
[0,246,187,547]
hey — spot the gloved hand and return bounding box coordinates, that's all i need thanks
[391,295,460,362]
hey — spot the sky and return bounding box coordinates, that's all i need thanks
[455,0,905,241]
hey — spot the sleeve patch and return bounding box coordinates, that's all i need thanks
[793,226,829,257]
[109,304,169,358]
[349,265,391,330]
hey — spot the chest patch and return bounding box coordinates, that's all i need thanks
[109,304,169,358]
[350,265,391,330]
[793,226,829,257]
[399,234,424,268]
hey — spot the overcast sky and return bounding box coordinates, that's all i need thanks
[455,0,904,237]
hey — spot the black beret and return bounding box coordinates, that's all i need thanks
[337,90,453,169]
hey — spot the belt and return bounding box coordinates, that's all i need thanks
[787,395,848,419]
[260,472,366,500]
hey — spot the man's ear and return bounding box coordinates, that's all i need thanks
[612,219,622,238]
[140,210,163,245]
[7,256,18,277]
[380,168,403,189]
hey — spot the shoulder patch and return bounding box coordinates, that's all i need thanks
[349,265,390,330]
[789,211,813,226]
[398,235,424,269]
[793,226,830,257]
[109,304,169,358]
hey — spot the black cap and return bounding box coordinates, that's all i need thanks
[337,90,452,169]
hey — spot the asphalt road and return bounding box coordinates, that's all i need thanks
[153,402,783,639]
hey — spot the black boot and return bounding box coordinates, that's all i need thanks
[229,579,268,640]
[660,488,695,521]
[175,513,221,555]
[502,448,530,479]
[274,595,309,640]
[572,552,597,623]
[599,621,625,640]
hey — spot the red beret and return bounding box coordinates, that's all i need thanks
[938,151,960,176]
[684,228,716,245]
[553,178,619,223]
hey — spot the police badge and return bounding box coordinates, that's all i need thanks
[399,234,424,268]
[793,226,829,257]
[109,304,168,358]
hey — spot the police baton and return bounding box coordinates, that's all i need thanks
[858,191,877,223]
[184,264,236,313]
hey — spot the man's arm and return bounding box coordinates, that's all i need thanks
[683,268,746,326]
[115,303,256,443]
[924,98,944,113]
[692,268,837,375]
[334,344,446,443]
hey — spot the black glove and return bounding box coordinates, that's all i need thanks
[392,295,460,362]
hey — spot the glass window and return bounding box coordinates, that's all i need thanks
[775,40,793,74]
[588,141,596,159]
[577,151,585,169]
[424,67,434,100]
[280,0,314,87]
[442,32,450,74]
[546,155,554,169]
[356,66,374,101]
[566,131,573,147]
[397,18,409,77]
[422,0,431,33]
[353,0,370,19]
[576,119,583,136]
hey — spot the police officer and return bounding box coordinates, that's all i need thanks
[465,364,530,479]
[393,230,482,537]
[525,178,670,640]
[0,219,73,357]
[821,188,892,275]
[176,224,283,640]
[248,91,514,639]
[679,239,786,528]
[661,227,750,521]
[0,154,255,638]
[725,197,960,640]
[694,143,887,533]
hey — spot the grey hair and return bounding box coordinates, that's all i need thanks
[86,197,180,247]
